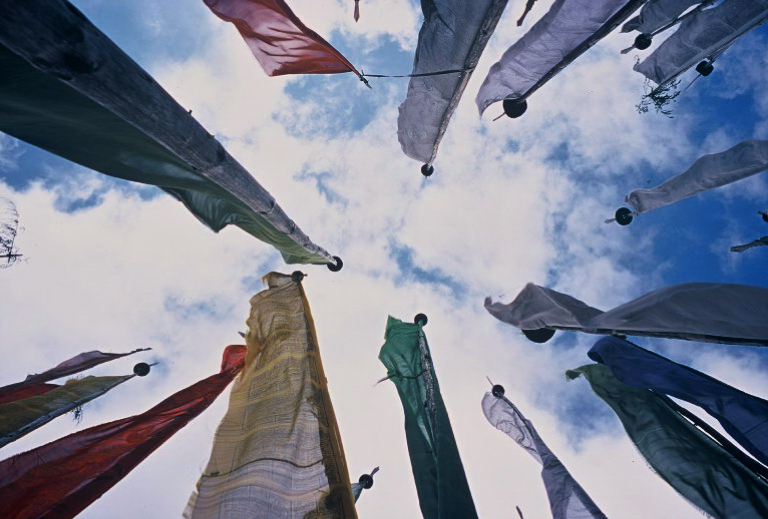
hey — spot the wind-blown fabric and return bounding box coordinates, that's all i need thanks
[482,391,607,519]
[0,375,132,449]
[626,140,768,215]
[589,336,768,467]
[634,0,768,85]
[397,0,508,164]
[203,0,361,77]
[0,0,335,265]
[485,282,768,346]
[184,273,357,519]
[622,0,703,34]
[475,0,645,114]
[0,349,147,405]
[568,364,768,519]
[732,236,768,253]
[0,345,247,519]
[379,316,478,519]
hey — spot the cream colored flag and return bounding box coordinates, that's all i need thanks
[184,272,357,519]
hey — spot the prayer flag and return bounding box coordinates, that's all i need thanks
[0,349,147,405]
[622,0,703,34]
[0,0,336,265]
[0,345,246,519]
[0,375,132,449]
[476,0,645,115]
[203,0,361,78]
[379,316,478,519]
[568,363,768,519]
[397,0,508,166]
[184,273,357,519]
[482,386,607,519]
[485,282,768,346]
[625,140,768,216]
[634,0,768,86]
[590,336,768,467]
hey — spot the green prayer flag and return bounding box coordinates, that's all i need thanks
[567,364,768,519]
[0,375,132,448]
[378,316,478,519]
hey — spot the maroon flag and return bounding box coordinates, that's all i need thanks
[0,349,149,405]
[204,0,362,77]
[0,345,247,519]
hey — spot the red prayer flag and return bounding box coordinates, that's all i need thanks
[0,349,150,405]
[204,0,361,77]
[0,345,247,519]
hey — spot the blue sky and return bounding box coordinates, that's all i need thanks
[1,1,767,518]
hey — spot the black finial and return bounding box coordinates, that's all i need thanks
[359,474,374,489]
[492,384,505,398]
[133,363,151,377]
[615,207,634,226]
[522,328,555,343]
[414,313,428,326]
[634,33,652,50]
[421,164,434,177]
[503,98,527,118]
[695,60,714,76]
[291,271,305,283]
[327,256,343,272]
[762,213,768,223]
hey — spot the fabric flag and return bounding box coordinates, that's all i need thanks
[397,0,508,166]
[732,236,768,253]
[624,139,768,216]
[379,316,478,519]
[475,0,646,115]
[485,282,768,346]
[589,335,768,467]
[0,348,148,405]
[482,387,607,519]
[0,0,337,266]
[0,345,246,519]
[567,363,768,519]
[0,375,133,449]
[634,0,768,86]
[184,273,357,519]
[203,0,362,78]
[622,0,703,34]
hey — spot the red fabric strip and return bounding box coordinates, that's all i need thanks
[0,345,247,519]
[0,383,58,406]
[204,0,360,76]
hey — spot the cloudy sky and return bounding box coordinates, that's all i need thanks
[1,0,767,517]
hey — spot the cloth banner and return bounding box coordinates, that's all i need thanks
[634,0,768,85]
[0,349,147,405]
[0,345,246,519]
[626,139,768,215]
[379,316,478,519]
[476,0,645,114]
[568,363,768,519]
[482,391,607,519]
[203,0,361,77]
[589,335,768,466]
[485,282,768,346]
[184,273,357,519]
[397,0,507,164]
[622,0,703,34]
[0,0,335,265]
[0,375,132,449]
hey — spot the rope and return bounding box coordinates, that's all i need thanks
[361,67,474,79]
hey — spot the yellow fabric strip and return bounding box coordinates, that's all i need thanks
[185,272,356,519]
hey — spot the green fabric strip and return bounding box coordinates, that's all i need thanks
[379,316,477,519]
[0,375,131,448]
[568,363,768,519]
